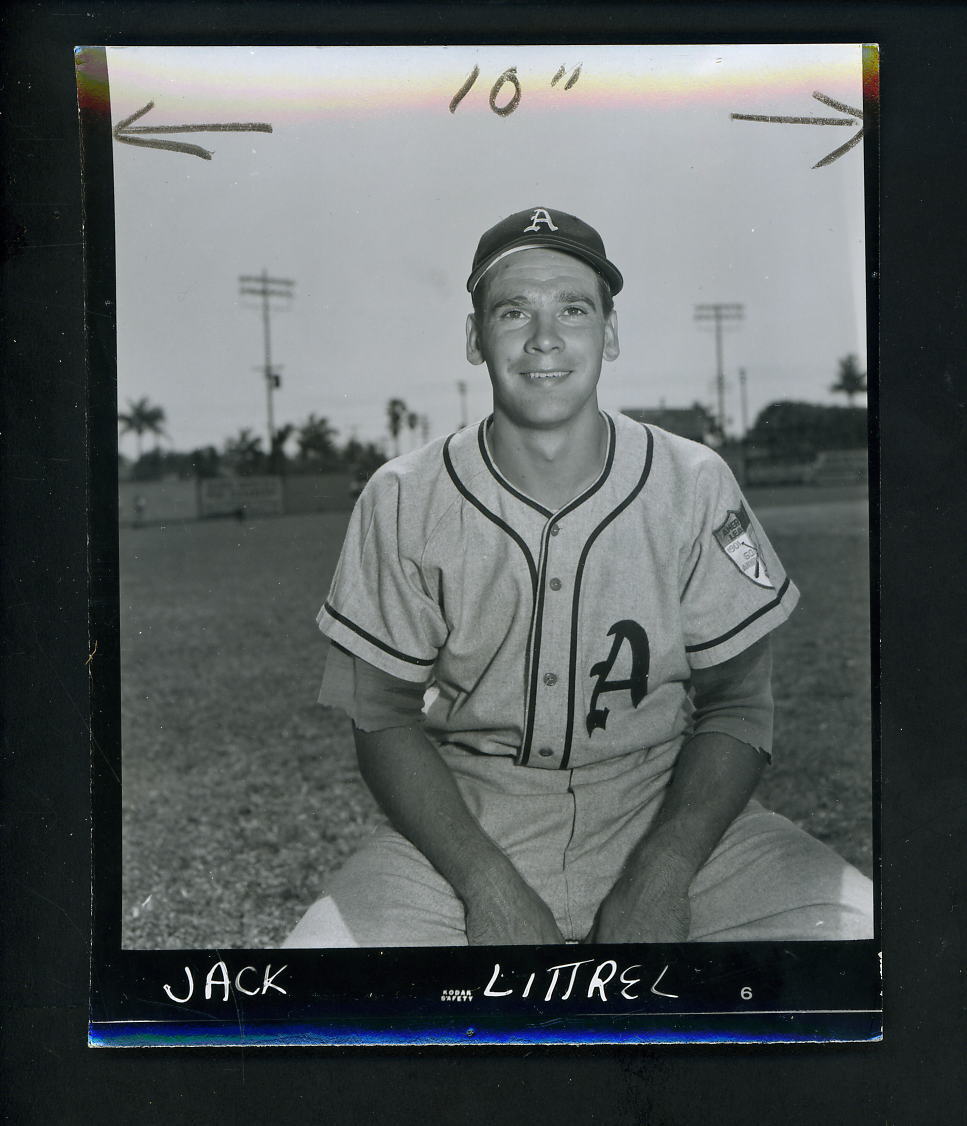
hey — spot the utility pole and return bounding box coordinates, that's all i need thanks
[457,379,468,429]
[694,303,744,437]
[239,270,295,454]
[738,367,749,438]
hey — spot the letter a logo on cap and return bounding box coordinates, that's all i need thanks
[523,208,559,233]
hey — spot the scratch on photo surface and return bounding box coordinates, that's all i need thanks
[11,576,117,779]
[24,884,87,940]
[91,734,121,786]
[214,948,247,1081]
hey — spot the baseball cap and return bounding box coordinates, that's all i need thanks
[467,207,624,296]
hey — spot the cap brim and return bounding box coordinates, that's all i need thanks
[467,236,623,296]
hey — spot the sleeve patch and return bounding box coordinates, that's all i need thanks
[713,504,773,589]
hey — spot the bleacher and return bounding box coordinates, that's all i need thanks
[805,449,869,486]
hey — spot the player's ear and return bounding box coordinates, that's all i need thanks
[466,313,486,365]
[603,310,620,362]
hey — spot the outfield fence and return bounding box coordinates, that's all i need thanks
[118,473,356,527]
[118,449,868,527]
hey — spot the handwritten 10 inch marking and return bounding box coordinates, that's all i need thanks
[450,64,582,116]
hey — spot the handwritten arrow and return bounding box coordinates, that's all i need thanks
[731,91,864,168]
[113,101,273,161]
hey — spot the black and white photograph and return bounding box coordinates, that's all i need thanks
[83,42,880,1045]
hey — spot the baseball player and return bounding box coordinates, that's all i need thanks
[284,207,874,947]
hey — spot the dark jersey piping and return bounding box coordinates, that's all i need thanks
[518,526,552,766]
[516,414,618,767]
[443,435,538,591]
[322,601,436,667]
[565,412,617,512]
[477,412,618,519]
[684,577,792,653]
[560,426,655,769]
[445,431,546,763]
[477,419,552,517]
[447,418,619,768]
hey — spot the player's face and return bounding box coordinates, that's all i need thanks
[466,249,619,432]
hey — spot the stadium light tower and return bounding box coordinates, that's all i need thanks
[239,270,295,453]
[694,303,744,436]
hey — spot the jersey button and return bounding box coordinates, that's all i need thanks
[550,524,560,536]
[542,672,558,686]
[537,747,554,758]
[549,577,562,591]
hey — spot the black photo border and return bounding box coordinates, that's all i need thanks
[3,0,964,1120]
[84,39,879,1049]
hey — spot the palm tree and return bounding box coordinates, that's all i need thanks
[344,437,386,479]
[223,427,264,477]
[406,410,421,451]
[387,398,407,457]
[830,354,867,407]
[189,446,221,480]
[269,423,295,475]
[118,397,167,459]
[296,414,339,469]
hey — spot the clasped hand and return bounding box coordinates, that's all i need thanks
[585,854,693,944]
[462,865,564,945]
[461,856,693,945]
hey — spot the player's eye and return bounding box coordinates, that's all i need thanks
[561,305,589,317]
[498,308,527,320]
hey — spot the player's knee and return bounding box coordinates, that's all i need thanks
[831,869,875,938]
[282,895,359,948]
[804,867,874,940]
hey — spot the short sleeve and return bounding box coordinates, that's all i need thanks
[317,470,447,682]
[680,454,799,668]
[317,643,428,731]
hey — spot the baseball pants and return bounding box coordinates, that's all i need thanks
[283,738,874,947]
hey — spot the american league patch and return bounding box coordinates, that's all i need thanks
[713,504,774,588]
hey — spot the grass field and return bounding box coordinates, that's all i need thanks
[120,485,872,949]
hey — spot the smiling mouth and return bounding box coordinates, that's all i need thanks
[522,370,571,380]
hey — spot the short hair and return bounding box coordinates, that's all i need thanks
[471,267,615,321]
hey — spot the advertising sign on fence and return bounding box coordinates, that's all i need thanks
[199,476,284,517]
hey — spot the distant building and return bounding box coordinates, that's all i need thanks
[621,404,718,446]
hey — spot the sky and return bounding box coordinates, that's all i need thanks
[105,44,870,456]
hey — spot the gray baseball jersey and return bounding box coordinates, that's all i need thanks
[318,409,799,771]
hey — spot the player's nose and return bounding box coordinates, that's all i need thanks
[524,310,564,352]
